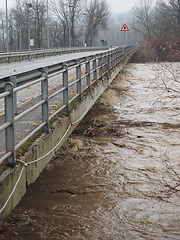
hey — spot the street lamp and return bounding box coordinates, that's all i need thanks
[2,21,5,51]
[47,0,49,48]
[92,18,95,46]
[26,2,32,51]
[5,0,9,52]
[69,5,73,48]
[82,12,86,48]
[82,24,85,47]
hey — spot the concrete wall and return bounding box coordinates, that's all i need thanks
[0,53,134,223]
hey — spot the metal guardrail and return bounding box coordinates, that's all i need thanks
[0,47,108,64]
[0,46,136,166]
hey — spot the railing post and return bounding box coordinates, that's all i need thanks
[98,54,103,81]
[86,58,90,91]
[19,55,22,62]
[111,50,114,68]
[9,76,17,114]
[103,54,107,76]
[115,49,118,66]
[123,46,125,62]
[41,68,49,133]
[4,82,15,166]
[63,63,69,114]
[8,55,10,63]
[107,53,111,72]
[93,56,97,85]
[28,52,31,61]
[76,60,81,101]
[119,48,123,64]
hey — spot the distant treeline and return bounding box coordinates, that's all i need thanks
[131,39,180,62]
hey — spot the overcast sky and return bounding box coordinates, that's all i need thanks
[1,0,139,13]
[1,0,158,13]
[109,0,138,13]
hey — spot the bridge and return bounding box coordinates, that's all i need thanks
[0,46,136,222]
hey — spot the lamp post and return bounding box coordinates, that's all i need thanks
[92,18,95,47]
[82,12,86,48]
[47,0,49,48]
[82,24,85,47]
[69,5,73,48]
[27,2,32,51]
[5,0,9,52]
[2,21,5,51]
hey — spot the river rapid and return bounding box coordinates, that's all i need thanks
[1,63,180,240]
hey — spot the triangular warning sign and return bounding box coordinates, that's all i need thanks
[121,23,129,31]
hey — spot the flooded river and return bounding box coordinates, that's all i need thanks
[1,63,180,239]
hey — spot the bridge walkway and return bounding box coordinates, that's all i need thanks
[0,49,110,157]
[0,49,108,79]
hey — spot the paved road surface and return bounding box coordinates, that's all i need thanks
[0,50,109,79]
[0,49,108,158]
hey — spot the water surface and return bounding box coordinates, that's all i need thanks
[1,63,180,240]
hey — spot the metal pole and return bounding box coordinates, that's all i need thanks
[9,76,17,114]
[69,11,71,48]
[76,61,81,100]
[2,21,5,51]
[92,18,95,47]
[63,63,69,113]
[98,54,102,80]
[5,0,9,52]
[69,22,71,48]
[47,0,49,49]
[5,82,15,166]
[41,69,49,133]
[82,13,86,48]
[83,25,85,48]
[93,56,97,85]
[27,4,30,51]
[86,58,90,91]
[68,5,73,48]
[27,3,32,51]
[19,28,22,52]
[92,24,93,47]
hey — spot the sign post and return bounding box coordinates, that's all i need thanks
[121,23,129,46]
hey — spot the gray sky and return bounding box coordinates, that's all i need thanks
[1,0,160,13]
[1,0,138,13]
[109,0,138,13]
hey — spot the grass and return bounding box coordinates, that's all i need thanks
[0,164,8,176]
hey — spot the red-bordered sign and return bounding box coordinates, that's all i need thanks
[121,23,129,31]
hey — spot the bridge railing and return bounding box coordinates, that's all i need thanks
[0,47,108,64]
[0,46,136,167]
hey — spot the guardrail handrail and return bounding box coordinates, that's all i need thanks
[0,46,137,166]
[0,46,109,64]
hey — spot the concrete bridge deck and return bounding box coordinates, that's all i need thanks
[0,49,109,79]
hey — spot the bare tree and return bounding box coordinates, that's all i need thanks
[85,0,109,46]
[167,0,180,38]
[50,0,84,47]
[169,0,180,27]
[11,0,27,50]
[11,0,47,49]
[0,9,6,51]
[133,0,154,40]
[32,0,47,48]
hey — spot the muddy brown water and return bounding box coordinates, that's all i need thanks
[1,63,180,239]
